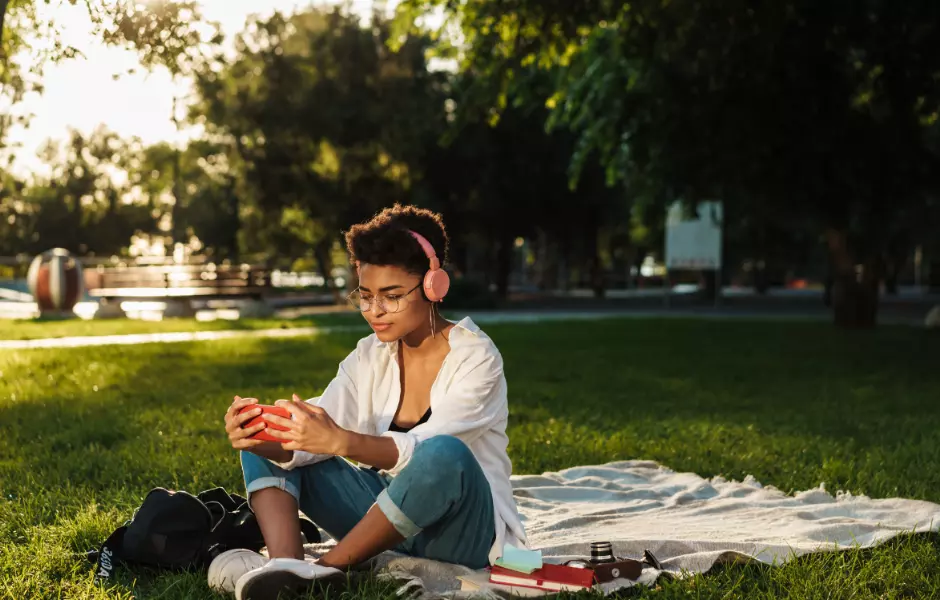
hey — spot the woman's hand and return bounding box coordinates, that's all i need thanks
[224,395,266,450]
[264,394,350,456]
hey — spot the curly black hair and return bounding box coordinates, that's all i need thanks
[345,204,449,278]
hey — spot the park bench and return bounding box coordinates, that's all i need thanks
[83,263,272,317]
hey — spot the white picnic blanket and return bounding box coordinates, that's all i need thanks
[302,460,940,597]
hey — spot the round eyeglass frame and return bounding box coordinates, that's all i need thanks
[347,281,423,313]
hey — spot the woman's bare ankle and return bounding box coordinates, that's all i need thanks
[266,548,305,560]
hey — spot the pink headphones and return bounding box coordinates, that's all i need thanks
[408,229,450,302]
[354,229,450,303]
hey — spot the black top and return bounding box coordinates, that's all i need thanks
[387,407,432,433]
[370,408,433,472]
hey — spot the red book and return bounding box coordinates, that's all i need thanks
[489,564,595,592]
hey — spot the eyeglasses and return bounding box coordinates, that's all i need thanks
[347,282,422,313]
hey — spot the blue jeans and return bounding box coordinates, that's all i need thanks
[241,435,495,569]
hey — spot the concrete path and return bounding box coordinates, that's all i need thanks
[3,307,926,351]
[0,326,338,350]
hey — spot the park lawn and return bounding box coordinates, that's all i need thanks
[0,313,365,341]
[1,318,939,599]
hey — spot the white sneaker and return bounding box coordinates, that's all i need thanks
[235,558,345,600]
[208,549,268,594]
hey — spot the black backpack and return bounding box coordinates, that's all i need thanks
[89,487,321,582]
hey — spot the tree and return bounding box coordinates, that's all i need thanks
[0,169,29,255]
[423,86,628,298]
[1,1,216,153]
[190,7,449,294]
[397,0,940,326]
[178,141,241,262]
[2,128,155,256]
[125,139,242,261]
[0,0,211,73]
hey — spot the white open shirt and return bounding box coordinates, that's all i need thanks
[275,316,528,564]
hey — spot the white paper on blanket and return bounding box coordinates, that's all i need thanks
[300,460,940,599]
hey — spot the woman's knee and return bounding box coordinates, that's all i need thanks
[384,436,491,535]
[415,434,473,461]
[408,436,478,482]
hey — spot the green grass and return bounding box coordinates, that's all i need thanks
[0,313,364,341]
[1,318,939,599]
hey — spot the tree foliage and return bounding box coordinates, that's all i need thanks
[189,7,450,284]
[0,0,216,150]
[396,0,940,324]
[7,2,936,323]
[0,127,154,256]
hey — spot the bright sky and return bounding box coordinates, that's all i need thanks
[5,0,385,176]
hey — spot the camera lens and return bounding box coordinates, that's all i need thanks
[590,541,615,564]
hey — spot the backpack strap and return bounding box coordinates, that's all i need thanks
[198,487,243,513]
[201,500,238,564]
[203,498,262,560]
[92,525,127,583]
[299,518,321,545]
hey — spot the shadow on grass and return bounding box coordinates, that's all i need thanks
[0,332,361,508]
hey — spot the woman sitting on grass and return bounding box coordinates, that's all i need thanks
[221,205,527,600]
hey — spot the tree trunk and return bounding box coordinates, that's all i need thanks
[884,269,899,296]
[226,178,240,262]
[0,0,9,52]
[701,269,719,302]
[533,230,547,290]
[882,246,906,296]
[754,261,769,294]
[495,228,513,300]
[632,247,646,288]
[823,272,833,307]
[826,229,879,328]
[314,239,342,304]
[590,258,605,298]
[450,235,467,278]
[585,213,605,298]
[170,147,183,248]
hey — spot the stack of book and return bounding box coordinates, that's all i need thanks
[487,563,596,593]
[458,545,596,596]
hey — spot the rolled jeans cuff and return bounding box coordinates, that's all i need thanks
[245,476,300,511]
[375,489,422,538]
